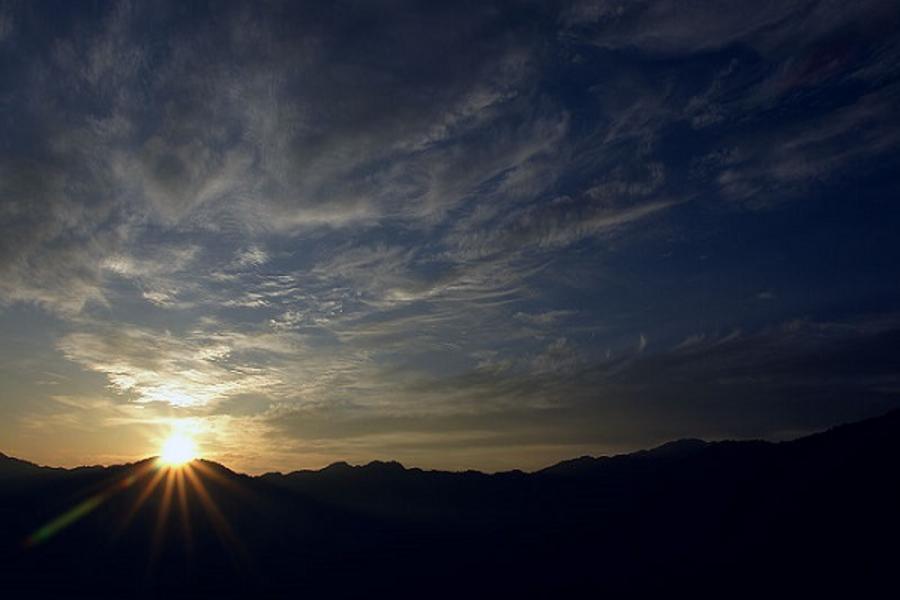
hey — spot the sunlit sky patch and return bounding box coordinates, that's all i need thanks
[1,1,900,473]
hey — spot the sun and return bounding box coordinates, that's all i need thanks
[158,432,198,467]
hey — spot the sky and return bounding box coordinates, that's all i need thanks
[1,0,900,473]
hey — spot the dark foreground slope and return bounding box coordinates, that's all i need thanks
[2,410,899,598]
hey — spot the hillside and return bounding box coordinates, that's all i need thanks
[2,410,899,598]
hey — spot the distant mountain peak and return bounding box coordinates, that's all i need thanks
[0,452,52,479]
[314,460,407,474]
[637,438,710,458]
[364,460,405,472]
[5,408,900,479]
[321,461,353,472]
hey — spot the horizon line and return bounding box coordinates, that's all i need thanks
[5,406,896,477]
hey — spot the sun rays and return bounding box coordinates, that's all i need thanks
[24,451,251,574]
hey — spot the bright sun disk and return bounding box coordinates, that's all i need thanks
[159,433,198,466]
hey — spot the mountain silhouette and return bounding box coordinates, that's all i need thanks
[2,410,899,598]
[0,452,48,479]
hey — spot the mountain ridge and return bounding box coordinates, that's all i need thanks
[2,408,898,598]
[10,409,894,478]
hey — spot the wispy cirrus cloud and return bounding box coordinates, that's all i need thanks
[56,327,280,407]
[2,1,900,471]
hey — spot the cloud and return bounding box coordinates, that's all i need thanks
[514,310,578,326]
[56,326,282,407]
[0,1,567,317]
[3,0,896,318]
[562,1,895,56]
[2,1,900,470]
[711,86,900,206]
[637,334,647,353]
[251,312,900,469]
[0,163,123,315]
[532,337,580,375]
[445,161,676,260]
[616,317,900,392]
[233,246,269,268]
[0,6,11,43]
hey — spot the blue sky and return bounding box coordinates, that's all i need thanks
[1,1,899,472]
